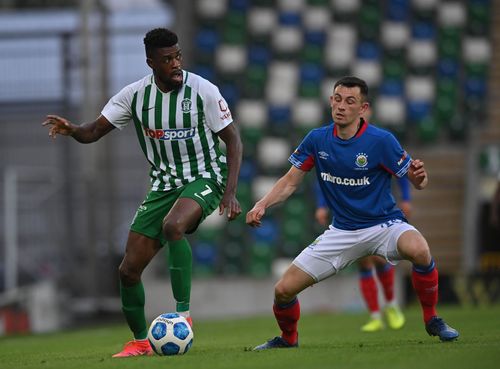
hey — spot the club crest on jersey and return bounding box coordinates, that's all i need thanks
[355,153,368,168]
[181,98,192,113]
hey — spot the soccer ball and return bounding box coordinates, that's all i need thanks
[147,313,194,356]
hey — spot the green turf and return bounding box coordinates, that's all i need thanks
[1,305,499,369]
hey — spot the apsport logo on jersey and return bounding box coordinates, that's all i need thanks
[143,127,196,141]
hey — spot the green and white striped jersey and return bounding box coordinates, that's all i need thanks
[102,71,233,191]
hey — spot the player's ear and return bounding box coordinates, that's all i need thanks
[360,101,370,116]
[146,57,153,69]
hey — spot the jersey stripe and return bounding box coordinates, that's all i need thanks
[168,90,187,185]
[183,85,199,178]
[131,91,151,167]
[196,93,218,180]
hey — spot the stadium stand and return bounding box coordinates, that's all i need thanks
[188,0,493,277]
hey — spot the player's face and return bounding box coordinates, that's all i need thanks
[147,44,183,91]
[330,85,369,127]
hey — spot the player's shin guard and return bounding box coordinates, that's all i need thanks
[120,281,148,339]
[168,238,192,313]
[273,298,300,346]
[360,269,380,313]
[412,259,438,323]
[376,263,395,303]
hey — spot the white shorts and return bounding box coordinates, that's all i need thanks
[293,220,418,282]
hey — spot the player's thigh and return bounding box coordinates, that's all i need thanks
[358,255,376,270]
[396,229,431,265]
[276,264,315,299]
[130,189,179,242]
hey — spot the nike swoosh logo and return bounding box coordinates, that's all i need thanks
[142,106,154,111]
[194,193,206,203]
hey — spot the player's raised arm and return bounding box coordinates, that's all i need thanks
[407,159,428,190]
[42,114,115,143]
[246,166,307,227]
[217,123,243,220]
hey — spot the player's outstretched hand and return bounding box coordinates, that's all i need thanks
[246,204,265,227]
[408,159,428,190]
[42,115,76,138]
[219,194,241,220]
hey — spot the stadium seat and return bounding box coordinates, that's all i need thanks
[215,44,247,74]
[463,37,491,63]
[249,241,274,277]
[437,1,466,27]
[417,116,439,143]
[292,98,324,128]
[237,99,267,129]
[325,24,356,70]
[438,27,461,59]
[381,22,410,49]
[303,5,331,30]
[467,1,491,35]
[192,241,218,275]
[257,137,290,170]
[407,101,432,123]
[374,96,406,125]
[244,64,267,98]
[358,4,381,40]
[197,0,227,19]
[272,26,304,57]
[386,0,410,22]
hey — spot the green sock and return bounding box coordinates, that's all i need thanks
[120,281,147,339]
[168,238,192,312]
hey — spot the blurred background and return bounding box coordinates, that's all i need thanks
[0,0,499,335]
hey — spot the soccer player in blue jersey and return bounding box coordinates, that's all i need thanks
[246,76,459,350]
[316,176,410,332]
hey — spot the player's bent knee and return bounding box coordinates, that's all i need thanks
[274,282,296,303]
[398,232,431,265]
[118,263,141,286]
[162,219,184,241]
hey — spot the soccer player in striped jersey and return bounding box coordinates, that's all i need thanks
[43,28,242,357]
[247,76,459,350]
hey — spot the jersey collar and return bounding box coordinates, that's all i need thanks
[333,118,368,140]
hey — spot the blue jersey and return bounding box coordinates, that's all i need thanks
[289,121,412,230]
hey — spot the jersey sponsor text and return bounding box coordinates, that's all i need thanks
[143,127,196,141]
[321,172,370,186]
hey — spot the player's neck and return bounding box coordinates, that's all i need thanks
[337,119,363,140]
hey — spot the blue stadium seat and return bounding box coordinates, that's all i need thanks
[248,45,271,65]
[195,28,219,53]
[279,11,302,26]
[386,0,410,21]
[412,21,436,40]
[407,101,432,123]
[379,79,404,96]
[304,30,326,46]
[251,218,280,243]
[438,59,459,78]
[357,41,380,60]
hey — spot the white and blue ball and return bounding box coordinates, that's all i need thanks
[147,313,193,356]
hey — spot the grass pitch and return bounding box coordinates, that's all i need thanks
[1,305,499,369]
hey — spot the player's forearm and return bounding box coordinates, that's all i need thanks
[223,134,243,196]
[256,176,298,210]
[70,122,104,143]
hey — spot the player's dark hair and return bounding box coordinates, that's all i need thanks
[334,76,369,100]
[144,28,179,57]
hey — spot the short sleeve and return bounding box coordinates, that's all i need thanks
[288,131,315,171]
[200,81,233,133]
[380,133,412,178]
[101,84,134,130]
